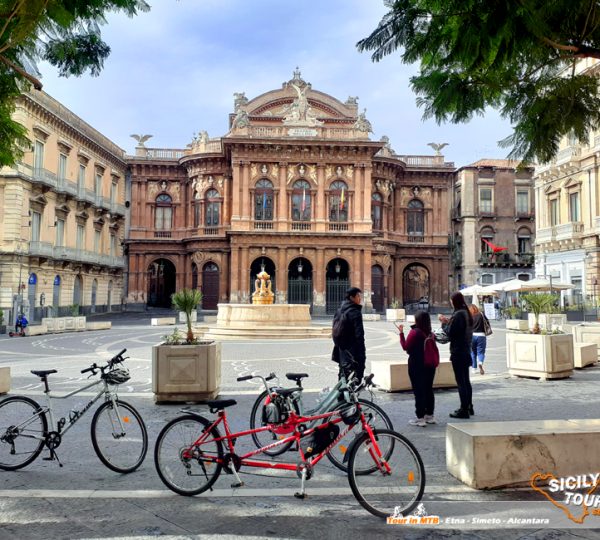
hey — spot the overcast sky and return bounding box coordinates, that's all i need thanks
[37,0,512,168]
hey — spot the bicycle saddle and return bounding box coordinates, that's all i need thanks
[31,369,57,377]
[286,373,309,382]
[205,399,237,411]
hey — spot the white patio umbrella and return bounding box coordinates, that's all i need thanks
[459,284,499,307]
[489,278,529,292]
[501,277,574,292]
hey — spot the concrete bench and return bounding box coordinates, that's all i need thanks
[574,342,597,368]
[0,367,10,394]
[447,419,600,489]
[363,314,381,321]
[86,321,112,331]
[371,359,457,392]
[24,324,48,336]
[151,317,176,326]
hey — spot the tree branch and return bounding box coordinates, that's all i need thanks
[0,54,42,89]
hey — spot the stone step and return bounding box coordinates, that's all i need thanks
[195,325,331,340]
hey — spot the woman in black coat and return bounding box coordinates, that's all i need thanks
[439,291,474,419]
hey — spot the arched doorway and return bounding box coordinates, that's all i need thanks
[52,275,61,316]
[147,258,176,308]
[371,265,385,312]
[91,279,98,313]
[28,273,37,321]
[288,257,312,306]
[202,262,220,310]
[403,264,430,311]
[326,258,349,314]
[250,257,276,302]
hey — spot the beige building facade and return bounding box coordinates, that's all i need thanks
[451,160,535,291]
[0,91,127,323]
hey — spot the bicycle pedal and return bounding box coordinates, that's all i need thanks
[294,492,307,499]
[231,481,244,488]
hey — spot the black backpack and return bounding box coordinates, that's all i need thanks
[332,309,347,346]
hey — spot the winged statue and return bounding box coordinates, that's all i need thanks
[130,134,153,147]
[427,142,448,155]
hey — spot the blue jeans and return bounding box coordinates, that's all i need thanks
[471,336,487,368]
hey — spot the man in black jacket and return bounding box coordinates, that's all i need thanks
[332,287,366,380]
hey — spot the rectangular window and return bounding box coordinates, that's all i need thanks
[31,211,41,242]
[78,164,86,189]
[34,140,44,172]
[56,218,65,246]
[76,224,85,250]
[550,198,559,226]
[95,173,102,195]
[479,188,493,213]
[110,234,116,257]
[518,236,530,254]
[516,190,529,214]
[194,203,200,228]
[110,182,117,205]
[569,192,580,222]
[58,154,67,181]
[94,230,101,252]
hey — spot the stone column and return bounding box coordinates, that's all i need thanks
[230,246,240,302]
[316,165,326,232]
[278,162,288,231]
[240,246,249,303]
[313,248,326,315]
[363,248,373,313]
[231,160,242,224]
[394,256,403,306]
[277,247,287,303]
[222,174,231,225]
[241,162,250,227]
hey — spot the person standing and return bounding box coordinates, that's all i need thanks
[397,311,437,427]
[469,304,489,375]
[439,292,474,419]
[331,287,366,381]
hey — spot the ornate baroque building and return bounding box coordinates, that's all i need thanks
[451,160,535,291]
[0,91,127,323]
[126,71,454,314]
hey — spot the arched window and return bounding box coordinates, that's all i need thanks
[155,194,172,230]
[372,192,383,230]
[407,199,424,235]
[255,179,274,221]
[329,180,348,222]
[205,189,220,226]
[292,180,311,221]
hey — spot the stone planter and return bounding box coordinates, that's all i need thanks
[506,332,574,380]
[527,313,567,331]
[43,316,87,333]
[386,309,405,322]
[152,341,221,403]
[572,323,600,359]
[505,320,529,331]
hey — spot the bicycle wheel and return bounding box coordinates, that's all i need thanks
[91,399,148,473]
[249,390,295,456]
[154,414,223,496]
[0,396,47,470]
[326,399,393,472]
[348,429,425,519]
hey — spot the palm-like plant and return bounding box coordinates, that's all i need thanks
[171,289,202,344]
[522,293,556,334]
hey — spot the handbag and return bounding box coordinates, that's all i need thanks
[483,315,493,336]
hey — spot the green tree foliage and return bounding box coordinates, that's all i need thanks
[358,0,600,163]
[171,288,202,344]
[0,0,150,166]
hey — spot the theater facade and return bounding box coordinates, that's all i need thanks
[126,70,454,314]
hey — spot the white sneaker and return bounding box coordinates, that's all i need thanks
[471,368,478,374]
[424,415,437,424]
[408,418,426,427]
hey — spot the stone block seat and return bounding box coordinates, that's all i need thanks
[24,324,48,336]
[0,367,10,394]
[447,419,600,489]
[151,317,177,326]
[371,359,457,392]
[574,342,597,368]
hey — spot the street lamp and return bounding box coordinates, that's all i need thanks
[297,259,303,274]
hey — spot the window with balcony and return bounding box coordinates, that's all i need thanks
[292,180,311,221]
[31,211,41,242]
[95,173,102,195]
[193,201,201,228]
[58,154,67,181]
[110,182,117,205]
[407,199,424,235]
[155,193,173,230]
[372,193,383,230]
[516,190,529,214]
[481,274,494,285]
[76,224,85,249]
[517,229,531,254]
[549,198,559,226]
[56,218,65,247]
[569,192,580,222]
[254,179,274,221]
[78,164,86,189]
[479,188,493,214]
[480,227,494,257]
[34,140,44,172]
[94,230,101,252]
[329,180,348,222]
[110,234,116,257]
[205,189,220,226]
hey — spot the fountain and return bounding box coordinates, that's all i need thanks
[194,270,330,340]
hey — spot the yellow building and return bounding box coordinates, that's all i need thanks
[0,91,127,324]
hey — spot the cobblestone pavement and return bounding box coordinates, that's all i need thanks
[1,314,600,538]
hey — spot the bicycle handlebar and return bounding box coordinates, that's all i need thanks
[81,348,128,375]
